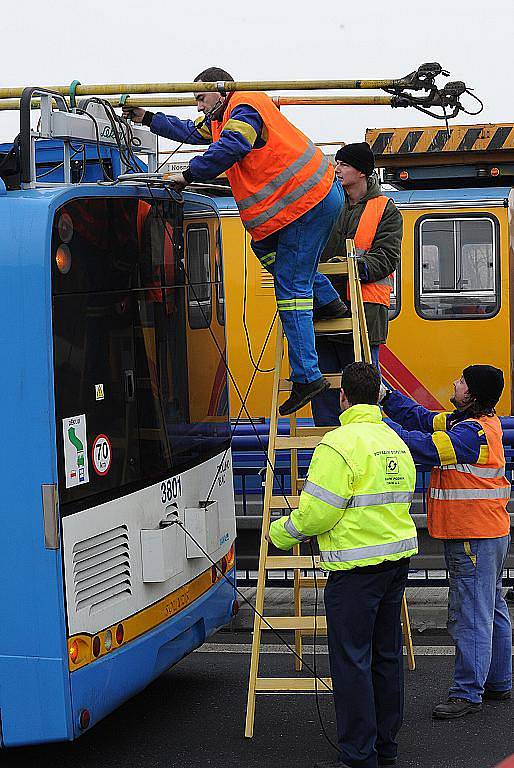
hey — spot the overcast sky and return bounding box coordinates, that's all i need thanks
[1,0,512,149]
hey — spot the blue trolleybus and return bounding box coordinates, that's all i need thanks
[0,89,237,745]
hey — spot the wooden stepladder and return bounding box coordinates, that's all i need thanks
[244,239,415,738]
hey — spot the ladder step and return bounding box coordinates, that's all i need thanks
[261,616,327,630]
[275,436,321,450]
[314,318,353,333]
[255,677,332,692]
[318,261,348,276]
[298,577,328,588]
[265,556,321,569]
[279,376,340,393]
[270,495,300,509]
[297,426,335,437]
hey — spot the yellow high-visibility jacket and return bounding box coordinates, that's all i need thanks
[269,404,418,570]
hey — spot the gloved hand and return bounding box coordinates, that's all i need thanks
[357,257,370,283]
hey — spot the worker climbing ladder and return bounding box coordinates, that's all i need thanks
[244,239,415,738]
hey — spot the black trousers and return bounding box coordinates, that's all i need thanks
[324,560,410,768]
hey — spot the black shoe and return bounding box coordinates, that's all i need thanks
[279,377,330,416]
[483,688,511,701]
[432,697,482,720]
[313,298,348,321]
[378,758,398,766]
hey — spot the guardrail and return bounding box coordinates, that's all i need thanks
[233,461,514,588]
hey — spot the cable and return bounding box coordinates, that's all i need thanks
[169,515,333,694]
[145,182,338,753]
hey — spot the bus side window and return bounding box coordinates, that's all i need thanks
[186,225,212,329]
[415,215,499,320]
[389,266,400,320]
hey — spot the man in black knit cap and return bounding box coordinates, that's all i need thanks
[382,365,512,723]
[312,141,402,427]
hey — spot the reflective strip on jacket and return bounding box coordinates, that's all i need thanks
[269,404,418,570]
[346,195,393,307]
[428,415,511,539]
[210,92,335,241]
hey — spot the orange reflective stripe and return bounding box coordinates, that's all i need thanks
[347,196,393,307]
[211,91,334,240]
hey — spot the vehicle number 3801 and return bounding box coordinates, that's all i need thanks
[160,477,182,504]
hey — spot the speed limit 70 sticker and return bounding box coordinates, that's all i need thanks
[92,434,112,476]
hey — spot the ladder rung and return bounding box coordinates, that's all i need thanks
[297,426,335,437]
[270,495,300,509]
[275,436,321,449]
[314,318,353,333]
[265,556,320,569]
[298,577,328,588]
[318,261,348,276]
[261,616,327,630]
[255,677,332,692]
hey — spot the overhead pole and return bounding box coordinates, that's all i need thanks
[0,95,394,112]
[0,76,416,101]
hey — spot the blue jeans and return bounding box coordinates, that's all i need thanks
[311,337,380,426]
[324,560,409,768]
[251,181,343,383]
[444,536,512,703]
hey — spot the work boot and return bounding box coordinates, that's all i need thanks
[313,298,348,321]
[483,688,511,701]
[279,377,330,416]
[432,697,482,719]
[378,758,398,766]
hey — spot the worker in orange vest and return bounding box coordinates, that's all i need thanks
[312,142,402,426]
[382,365,512,720]
[124,67,345,415]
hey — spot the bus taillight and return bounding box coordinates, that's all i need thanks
[55,244,72,274]
[92,636,101,658]
[69,640,80,665]
[79,709,91,730]
[115,624,124,645]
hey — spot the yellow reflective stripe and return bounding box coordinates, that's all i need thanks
[259,251,276,266]
[432,412,449,431]
[194,116,212,140]
[463,540,477,567]
[277,298,314,311]
[432,431,457,465]
[477,429,485,436]
[478,444,489,465]
[222,118,258,146]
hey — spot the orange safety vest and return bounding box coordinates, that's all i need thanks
[210,92,334,241]
[346,195,393,306]
[427,415,511,539]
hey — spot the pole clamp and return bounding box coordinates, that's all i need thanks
[119,93,130,107]
[69,79,81,109]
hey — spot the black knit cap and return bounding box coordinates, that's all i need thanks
[335,142,375,176]
[463,365,504,408]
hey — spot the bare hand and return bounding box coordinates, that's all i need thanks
[164,172,188,191]
[122,106,146,124]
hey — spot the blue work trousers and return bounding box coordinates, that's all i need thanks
[324,560,409,768]
[311,337,380,425]
[444,535,512,703]
[251,181,343,383]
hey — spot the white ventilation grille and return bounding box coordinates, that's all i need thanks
[260,267,274,290]
[73,525,132,614]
